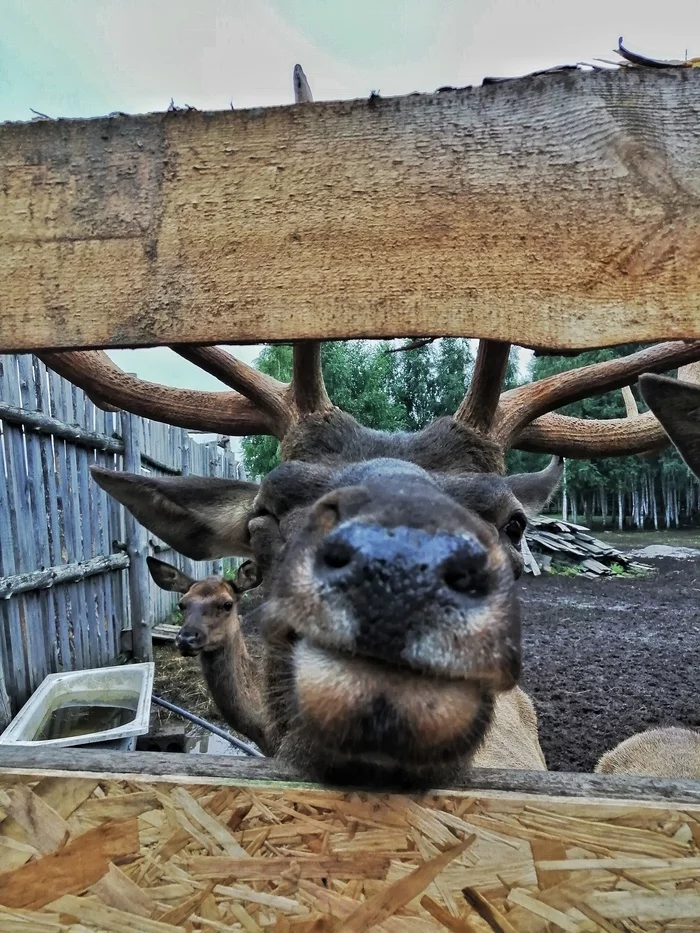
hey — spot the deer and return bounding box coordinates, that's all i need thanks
[37,66,700,787]
[150,554,547,770]
[592,370,700,780]
[146,556,273,754]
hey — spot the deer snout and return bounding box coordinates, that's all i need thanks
[319,522,489,596]
[315,522,496,665]
[176,628,206,657]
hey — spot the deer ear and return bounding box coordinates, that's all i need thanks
[640,373,700,479]
[147,556,195,593]
[90,466,259,560]
[505,456,564,517]
[232,559,262,593]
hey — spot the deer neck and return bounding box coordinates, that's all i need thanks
[199,620,272,755]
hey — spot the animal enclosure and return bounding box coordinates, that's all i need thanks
[1,60,700,932]
[0,352,243,724]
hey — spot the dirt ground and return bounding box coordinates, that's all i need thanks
[153,556,700,773]
[519,557,700,772]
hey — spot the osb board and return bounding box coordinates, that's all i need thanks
[3,68,700,355]
[1,772,699,932]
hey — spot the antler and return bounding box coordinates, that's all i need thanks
[494,341,700,457]
[455,340,511,432]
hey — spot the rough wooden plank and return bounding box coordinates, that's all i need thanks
[2,748,700,805]
[0,553,130,599]
[0,358,48,697]
[34,359,71,674]
[2,69,700,352]
[122,411,152,663]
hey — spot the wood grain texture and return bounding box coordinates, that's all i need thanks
[2,747,700,805]
[2,68,700,352]
[0,769,699,930]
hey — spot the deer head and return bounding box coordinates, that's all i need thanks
[146,557,261,656]
[40,68,700,786]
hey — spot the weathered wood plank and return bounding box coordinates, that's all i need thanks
[2,747,700,804]
[0,361,30,711]
[122,411,152,663]
[0,553,130,599]
[2,68,700,353]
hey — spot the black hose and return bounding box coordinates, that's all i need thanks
[151,694,264,758]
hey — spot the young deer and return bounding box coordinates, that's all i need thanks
[592,372,700,780]
[44,68,700,788]
[147,556,272,754]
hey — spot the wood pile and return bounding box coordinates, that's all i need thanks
[1,768,699,931]
[524,517,650,578]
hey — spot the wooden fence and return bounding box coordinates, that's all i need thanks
[0,353,244,727]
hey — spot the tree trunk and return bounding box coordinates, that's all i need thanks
[618,487,624,531]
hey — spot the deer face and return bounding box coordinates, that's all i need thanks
[94,417,561,787]
[146,557,260,657]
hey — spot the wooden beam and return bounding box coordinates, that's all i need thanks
[0,552,129,599]
[2,747,700,804]
[2,68,700,353]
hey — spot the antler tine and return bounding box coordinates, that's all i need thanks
[621,385,639,418]
[173,345,293,434]
[494,340,700,446]
[39,350,278,436]
[514,354,700,458]
[288,65,333,418]
[454,340,511,433]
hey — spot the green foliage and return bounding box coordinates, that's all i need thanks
[242,339,475,477]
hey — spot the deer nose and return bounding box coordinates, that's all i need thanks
[176,630,204,656]
[317,522,490,606]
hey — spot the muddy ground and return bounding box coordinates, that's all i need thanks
[519,557,700,772]
[153,556,700,773]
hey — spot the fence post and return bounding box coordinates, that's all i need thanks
[121,410,152,662]
[207,440,223,576]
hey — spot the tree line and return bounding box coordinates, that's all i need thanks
[241,340,699,531]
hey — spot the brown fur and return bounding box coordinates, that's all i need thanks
[472,686,547,771]
[94,411,563,788]
[595,728,700,779]
[147,558,271,754]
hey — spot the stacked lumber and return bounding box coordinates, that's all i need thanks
[0,770,699,930]
[524,517,649,578]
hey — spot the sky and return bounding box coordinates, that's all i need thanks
[2,0,698,406]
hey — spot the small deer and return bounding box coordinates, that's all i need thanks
[147,556,272,754]
[591,371,700,780]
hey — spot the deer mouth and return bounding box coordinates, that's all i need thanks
[292,638,493,766]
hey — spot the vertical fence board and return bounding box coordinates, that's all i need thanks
[0,357,26,718]
[60,377,89,673]
[36,361,71,673]
[122,411,152,663]
[17,355,57,677]
[47,369,75,672]
[1,357,49,697]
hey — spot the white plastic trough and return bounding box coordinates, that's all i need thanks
[0,662,154,749]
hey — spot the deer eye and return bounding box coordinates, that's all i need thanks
[221,600,234,612]
[503,516,526,545]
[177,601,185,611]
